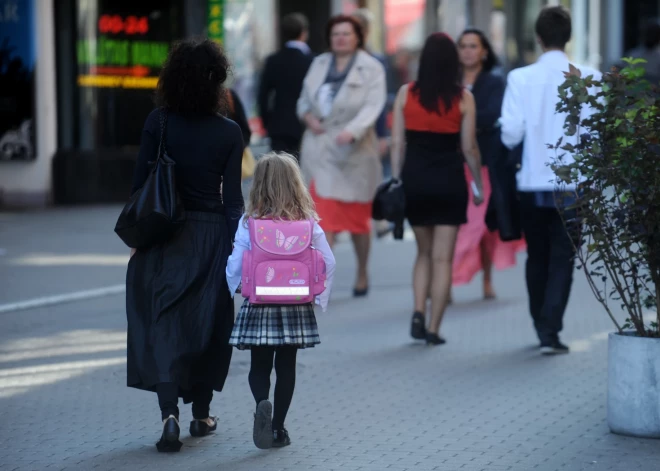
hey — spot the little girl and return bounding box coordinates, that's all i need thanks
[226,152,336,449]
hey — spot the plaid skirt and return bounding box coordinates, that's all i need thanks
[229,299,320,350]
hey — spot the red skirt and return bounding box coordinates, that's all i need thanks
[310,182,372,235]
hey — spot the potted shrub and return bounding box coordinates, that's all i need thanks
[550,58,660,438]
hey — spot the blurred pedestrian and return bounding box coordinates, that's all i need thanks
[350,8,391,159]
[390,33,483,345]
[450,28,525,301]
[500,6,601,354]
[226,152,336,449]
[297,14,386,296]
[258,13,313,157]
[351,8,397,238]
[225,88,252,148]
[125,39,244,451]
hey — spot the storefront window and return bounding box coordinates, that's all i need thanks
[0,0,36,161]
[74,0,182,150]
[223,0,276,133]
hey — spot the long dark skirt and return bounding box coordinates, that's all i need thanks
[126,211,235,403]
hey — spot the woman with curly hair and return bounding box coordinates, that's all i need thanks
[125,38,244,452]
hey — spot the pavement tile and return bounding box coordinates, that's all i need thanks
[1,207,660,470]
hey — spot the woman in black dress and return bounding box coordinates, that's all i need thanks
[125,39,244,452]
[390,33,484,345]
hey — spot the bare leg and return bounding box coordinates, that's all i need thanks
[412,226,433,315]
[325,231,337,250]
[351,233,370,291]
[428,225,459,335]
[480,237,496,299]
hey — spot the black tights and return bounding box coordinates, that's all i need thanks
[156,383,213,421]
[248,346,298,430]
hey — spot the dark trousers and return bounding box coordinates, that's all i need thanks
[520,193,578,345]
[270,135,301,160]
[248,346,298,430]
[156,382,213,421]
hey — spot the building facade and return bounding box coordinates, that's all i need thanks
[0,0,654,207]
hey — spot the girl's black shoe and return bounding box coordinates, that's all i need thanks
[272,428,291,448]
[426,332,446,346]
[156,415,183,452]
[353,286,369,297]
[189,416,218,437]
[410,311,426,340]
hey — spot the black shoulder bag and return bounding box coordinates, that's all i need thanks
[114,109,186,249]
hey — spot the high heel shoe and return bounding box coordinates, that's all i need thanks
[353,286,369,297]
[426,332,446,346]
[410,311,426,340]
[156,415,183,452]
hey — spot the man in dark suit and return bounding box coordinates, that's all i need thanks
[257,13,313,158]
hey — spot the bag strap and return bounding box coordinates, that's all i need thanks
[157,108,168,162]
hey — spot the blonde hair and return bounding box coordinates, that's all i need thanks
[246,152,318,223]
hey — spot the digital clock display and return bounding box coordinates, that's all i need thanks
[76,6,176,89]
[98,15,150,35]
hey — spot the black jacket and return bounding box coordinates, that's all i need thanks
[471,71,505,167]
[257,47,313,140]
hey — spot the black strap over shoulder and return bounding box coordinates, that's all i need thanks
[157,108,169,163]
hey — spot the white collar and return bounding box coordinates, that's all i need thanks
[538,50,569,64]
[285,41,311,55]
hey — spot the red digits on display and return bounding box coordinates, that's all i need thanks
[98,14,149,35]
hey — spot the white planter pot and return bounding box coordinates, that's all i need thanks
[608,332,660,438]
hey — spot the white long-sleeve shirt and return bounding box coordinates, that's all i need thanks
[500,50,601,192]
[226,215,336,312]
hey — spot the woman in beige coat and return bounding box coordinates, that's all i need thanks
[297,14,386,296]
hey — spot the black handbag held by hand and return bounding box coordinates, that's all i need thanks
[372,178,406,240]
[114,109,186,249]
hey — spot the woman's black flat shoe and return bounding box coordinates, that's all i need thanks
[410,311,426,340]
[156,415,183,452]
[272,428,292,448]
[353,286,369,297]
[190,416,218,437]
[426,333,446,346]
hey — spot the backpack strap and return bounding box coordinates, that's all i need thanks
[247,217,257,247]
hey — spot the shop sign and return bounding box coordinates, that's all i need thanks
[0,0,36,161]
[208,0,224,45]
[77,10,172,89]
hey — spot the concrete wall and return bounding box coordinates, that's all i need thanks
[0,2,58,208]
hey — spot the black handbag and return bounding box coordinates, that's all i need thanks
[114,109,185,249]
[372,178,406,240]
[488,139,523,242]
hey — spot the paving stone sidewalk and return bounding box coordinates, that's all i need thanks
[0,208,659,471]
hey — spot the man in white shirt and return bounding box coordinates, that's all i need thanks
[500,6,601,355]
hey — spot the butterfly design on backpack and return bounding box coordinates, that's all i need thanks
[275,229,299,250]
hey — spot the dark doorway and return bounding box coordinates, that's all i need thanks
[277,0,331,54]
[623,0,659,53]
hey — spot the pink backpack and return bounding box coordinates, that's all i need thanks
[241,218,327,305]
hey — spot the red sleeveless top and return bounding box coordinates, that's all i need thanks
[403,84,462,133]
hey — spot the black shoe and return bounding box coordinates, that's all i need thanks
[189,416,218,437]
[540,341,570,355]
[353,286,369,297]
[156,415,183,452]
[253,400,273,449]
[426,333,446,346]
[410,311,426,340]
[272,428,291,448]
